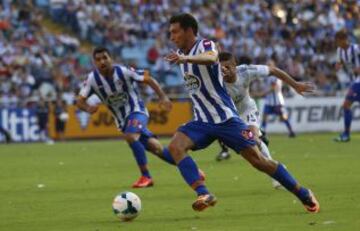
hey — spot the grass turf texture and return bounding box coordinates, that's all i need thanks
[0,133,359,231]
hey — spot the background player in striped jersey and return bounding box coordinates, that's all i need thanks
[165,13,319,213]
[334,30,360,142]
[215,52,314,188]
[77,47,176,188]
[260,60,296,138]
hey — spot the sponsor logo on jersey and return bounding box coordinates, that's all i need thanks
[184,72,201,93]
[106,92,128,106]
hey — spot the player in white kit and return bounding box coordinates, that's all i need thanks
[215,52,313,188]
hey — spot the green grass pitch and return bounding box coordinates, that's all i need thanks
[1,133,359,231]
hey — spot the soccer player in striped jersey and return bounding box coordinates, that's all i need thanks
[334,30,360,142]
[165,13,319,213]
[77,47,175,188]
[260,60,295,137]
[215,52,314,189]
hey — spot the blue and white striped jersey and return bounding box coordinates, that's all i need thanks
[264,76,285,106]
[178,39,238,124]
[337,43,360,82]
[79,65,148,129]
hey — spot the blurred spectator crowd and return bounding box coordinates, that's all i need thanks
[0,0,92,108]
[0,0,359,108]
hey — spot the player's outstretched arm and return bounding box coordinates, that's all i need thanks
[76,96,99,114]
[269,66,315,96]
[143,74,172,112]
[354,66,360,75]
[165,51,217,65]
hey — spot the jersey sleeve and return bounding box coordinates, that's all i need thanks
[268,76,280,88]
[123,67,146,82]
[356,44,360,67]
[197,39,218,55]
[239,65,270,86]
[79,74,93,98]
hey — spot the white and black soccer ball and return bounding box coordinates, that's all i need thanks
[112,192,141,221]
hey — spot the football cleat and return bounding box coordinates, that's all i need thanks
[192,194,217,212]
[132,176,154,188]
[302,190,320,213]
[216,151,231,161]
[334,133,350,142]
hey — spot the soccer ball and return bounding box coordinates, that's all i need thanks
[112,192,141,221]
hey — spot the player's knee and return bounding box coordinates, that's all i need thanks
[124,133,139,143]
[279,115,287,121]
[168,142,184,158]
[343,101,352,109]
[147,139,163,156]
[168,142,179,155]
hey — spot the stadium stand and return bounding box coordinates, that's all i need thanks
[0,0,359,108]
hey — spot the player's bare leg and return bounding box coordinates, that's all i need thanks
[146,137,176,165]
[146,137,205,180]
[124,133,153,188]
[240,146,320,213]
[168,132,216,211]
[248,125,281,189]
[279,113,295,138]
[335,100,353,142]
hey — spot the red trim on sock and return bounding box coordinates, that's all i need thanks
[139,165,148,172]
[292,184,301,193]
[191,180,204,190]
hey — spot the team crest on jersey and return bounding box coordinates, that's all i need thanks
[184,72,201,93]
[106,92,128,106]
[203,40,212,51]
[75,109,91,130]
[241,129,254,140]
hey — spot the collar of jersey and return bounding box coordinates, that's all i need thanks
[179,39,201,55]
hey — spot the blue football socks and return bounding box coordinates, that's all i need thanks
[178,156,208,195]
[162,147,176,165]
[344,108,352,136]
[272,164,309,201]
[261,121,267,131]
[129,141,151,178]
[283,119,294,134]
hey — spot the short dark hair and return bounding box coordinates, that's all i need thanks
[218,51,235,62]
[169,13,198,36]
[92,46,111,58]
[335,29,347,40]
[237,56,252,65]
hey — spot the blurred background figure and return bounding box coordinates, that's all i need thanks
[260,61,296,138]
[0,1,357,143]
[36,96,53,144]
[0,124,11,143]
[54,95,68,141]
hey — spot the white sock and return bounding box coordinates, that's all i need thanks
[259,141,273,160]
